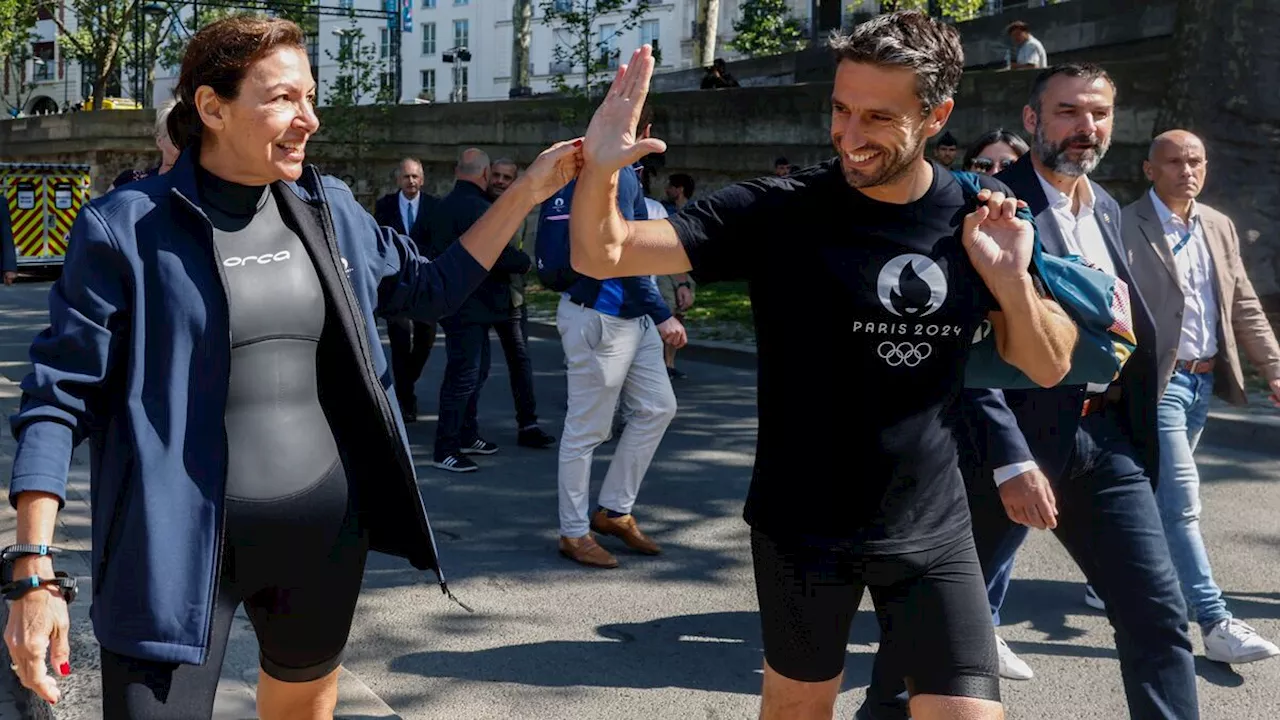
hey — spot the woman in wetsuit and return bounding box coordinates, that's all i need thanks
[3,15,582,719]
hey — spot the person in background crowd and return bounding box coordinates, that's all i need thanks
[1,198,16,285]
[109,99,180,190]
[487,157,557,449]
[427,148,536,473]
[773,157,791,177]
[1006,20,1048,69]
[932,130,959,167]
[2,15,582,717]
[1119,129,1280,664]
[700,58,740,90]
[374,158,439,422]
[662,172,695,216]
[963,129,1029,176]
[641,164,695,380]
[539,111,684,569]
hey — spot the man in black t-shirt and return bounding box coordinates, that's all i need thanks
[569,12,1079,720]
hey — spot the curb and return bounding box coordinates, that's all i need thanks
[527,318,1280,453]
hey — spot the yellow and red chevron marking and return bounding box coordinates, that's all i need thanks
[46,176,88,257]
[3,176,47,258]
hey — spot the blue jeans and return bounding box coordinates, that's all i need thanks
[433,319,491,459]
[1155,370,1226,630]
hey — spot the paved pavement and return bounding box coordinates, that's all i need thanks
[1,278,1278,719]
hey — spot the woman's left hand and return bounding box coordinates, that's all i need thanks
[519,138,585,204]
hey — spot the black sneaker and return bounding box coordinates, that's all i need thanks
[460,438,499,455]
[433,453,478,472]
[518,426,557,449]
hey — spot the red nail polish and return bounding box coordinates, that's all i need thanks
[573,139,583,147]
[59,662,70,676]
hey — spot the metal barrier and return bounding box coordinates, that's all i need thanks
[1,162,92,268]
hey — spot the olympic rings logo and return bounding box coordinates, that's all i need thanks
[877,341,933,367]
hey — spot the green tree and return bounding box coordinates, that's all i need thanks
[318,21,394,180]
[0,0,40,116]
[876,0,986,22]
[34,0,143,110]
[730,0,808,58]
[156,1,318,78]
[538,0,652,97]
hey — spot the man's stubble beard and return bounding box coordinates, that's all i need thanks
[836,128,926,190]
[1033,121,1110,177]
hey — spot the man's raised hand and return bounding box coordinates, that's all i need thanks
[582,45,668,173]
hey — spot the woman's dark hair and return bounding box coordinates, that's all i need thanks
[962,128,1030,172]
[167,14,307,150]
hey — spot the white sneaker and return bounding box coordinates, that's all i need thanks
[1202,618,1280,664]
[1083,584,1106,610]
[996,635,1034,680]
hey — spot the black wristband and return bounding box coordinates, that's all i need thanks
[1,544,63,562]
[2,573,77,604]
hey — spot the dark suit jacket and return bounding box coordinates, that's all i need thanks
[427,180,531,325]
[1,200,16,275]
[374,190,438,246]
[1122,191,1280,405]
[988,155,1162,487]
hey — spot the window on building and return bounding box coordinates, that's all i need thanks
[306,33,319,71]
[32,42,55,82]
[337,33,355,57]
[421,22,436,54]
[599,23,618,70]
[422,0,435,7]
[339,0,353,9]
[454,0,469,5]
[453,18,469,49]
[380,28,389,59]
[640,19,660,61]
[420,68,436,100]
[551,28,572,74]
[553,0,571,11]
[456,65,468,101]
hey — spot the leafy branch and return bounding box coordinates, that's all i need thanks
[538,0,652,99]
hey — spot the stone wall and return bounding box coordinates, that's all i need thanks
[4,53,1280,300]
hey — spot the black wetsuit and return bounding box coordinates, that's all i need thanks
[101,168,368,718]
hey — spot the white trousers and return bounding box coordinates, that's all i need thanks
[556,297,677,538]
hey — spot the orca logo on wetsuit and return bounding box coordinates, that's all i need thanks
[223,251,292,268]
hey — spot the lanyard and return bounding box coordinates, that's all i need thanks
[1170,216,1199,256]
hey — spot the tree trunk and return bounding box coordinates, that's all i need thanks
[510,0,532,97]
[695,0,720,68]
[1156,0,1280,298]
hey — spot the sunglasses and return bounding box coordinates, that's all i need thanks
[969,157,1016,173]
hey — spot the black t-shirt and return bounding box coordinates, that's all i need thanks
[669,158,1004,553]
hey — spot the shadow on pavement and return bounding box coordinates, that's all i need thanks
[386,610,883,696]
[1192,657,1244,687]
[995,578,1093,642]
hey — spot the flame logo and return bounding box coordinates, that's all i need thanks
[876,254,948,318]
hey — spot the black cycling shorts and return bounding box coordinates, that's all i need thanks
[101,462,368,719]
[751,529,1000,701]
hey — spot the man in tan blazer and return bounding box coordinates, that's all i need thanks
[1122,129,1280,665]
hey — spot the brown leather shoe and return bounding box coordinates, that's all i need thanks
[590,510,661,555]
[559,534,619,569]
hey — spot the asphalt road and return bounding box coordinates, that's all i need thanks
[0,278,1277,719]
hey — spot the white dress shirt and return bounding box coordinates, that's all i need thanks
[398,191,420,234]
[1150,189,1219,361]
[991,172,1117,487]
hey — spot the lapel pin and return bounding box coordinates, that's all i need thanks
[1103,212,1111,224]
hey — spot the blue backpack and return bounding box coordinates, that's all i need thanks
[534,181,579,292]
[952,170,1138,390]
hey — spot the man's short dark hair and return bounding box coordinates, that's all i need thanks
[936,131,957,148]
[1005,20,1029,35]
[827,10,964,113]
[668,173,695,199]
[1028,63,1117,114]
[774,156,789,166]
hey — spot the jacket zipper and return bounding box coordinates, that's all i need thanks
[175,190,232,661]
[306,171,467,609]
